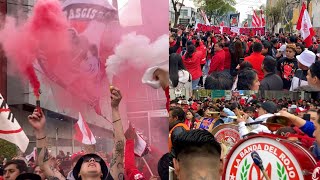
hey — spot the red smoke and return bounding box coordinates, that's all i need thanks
[26,66,40,98]
[0,0,70,99]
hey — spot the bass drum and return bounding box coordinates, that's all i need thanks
[222,134,316,180]
[210,123,240,146]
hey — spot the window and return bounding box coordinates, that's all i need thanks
[180,9,188,17]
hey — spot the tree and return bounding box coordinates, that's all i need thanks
[0,139,17,160]
[196,0,236,25]
[266,0,286,34]
[171,0,185,27]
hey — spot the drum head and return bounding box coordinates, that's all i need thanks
[223,135,316,180]
[262,123,285,132]
[211,124,241,155]
[266,115,292,126]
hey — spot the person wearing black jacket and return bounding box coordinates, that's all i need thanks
[260,56,283,90]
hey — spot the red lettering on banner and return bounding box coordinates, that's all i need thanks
[196,23,265,36]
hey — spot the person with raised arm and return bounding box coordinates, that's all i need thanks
[28,87,125,180]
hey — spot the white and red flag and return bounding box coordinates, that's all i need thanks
[260,10,265,27]
[26,147,37,161]
[74,112,96,145]
[200,9,210,25]
[252,10,261,27]
[297,3,315,47]
[0,93,29,152]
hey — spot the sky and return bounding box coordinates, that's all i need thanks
[235,0,266,22]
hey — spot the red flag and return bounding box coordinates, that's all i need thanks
[74,112,96,145]
[252,10,261,27]
[260,10,265,27]
[297,3,315,47]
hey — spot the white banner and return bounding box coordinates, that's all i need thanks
[0,94,29,152]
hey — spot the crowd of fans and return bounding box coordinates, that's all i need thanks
[169,27,320,99]
[168,94,320,178]
[0,87,170,180]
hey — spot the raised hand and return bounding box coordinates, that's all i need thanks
[124,122,136,140]
[110,87,122,109]
[153,68,169,90]
[28,109,46,137]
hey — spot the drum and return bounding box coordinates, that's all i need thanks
[211,124,240,156]
[223,134,317,180]
[262,123,285,132]
[211,124,240,145]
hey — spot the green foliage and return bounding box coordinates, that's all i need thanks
[284,21,293,33]
[197,0,237,24]
[266,0,286,33]
[0,139,17,159]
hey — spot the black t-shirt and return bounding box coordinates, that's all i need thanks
[277,57,298,90]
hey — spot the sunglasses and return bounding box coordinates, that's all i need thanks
[83,156,101,163]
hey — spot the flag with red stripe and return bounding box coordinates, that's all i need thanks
[297,3,315,47]
[74,112,96,145]
[252,10,261,27]
[260,10,266,27]
[0,93,29,152]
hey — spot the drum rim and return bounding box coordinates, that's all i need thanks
[210,123,239,136]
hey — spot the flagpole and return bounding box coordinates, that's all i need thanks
[71,119,74,154]
[142,157,154,176]
[56,128,58,157]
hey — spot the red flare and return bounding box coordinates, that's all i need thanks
[26,65,40,98]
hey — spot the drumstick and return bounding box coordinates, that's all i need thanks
[245,121,264,126]
[251,151,270,180]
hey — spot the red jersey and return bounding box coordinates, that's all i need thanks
[208,49,225,74]
[182,52,202,80]
[244,52,265,81]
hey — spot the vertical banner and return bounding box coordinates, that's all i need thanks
[230,13,240,27]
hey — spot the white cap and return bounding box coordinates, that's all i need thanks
[296,50,316,67]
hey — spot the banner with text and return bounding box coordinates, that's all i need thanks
[196,23,265,36]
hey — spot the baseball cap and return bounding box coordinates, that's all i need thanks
[296,50,316,67]
[260,101,277,114]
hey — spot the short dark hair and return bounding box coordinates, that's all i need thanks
[309,61,320,79]
[170,107,186,122]
[244,106,256,113]
[216,42,224,48]
[252,42,263,52]
[296,43,305,50]
[289,35,297,43]
[172,129,221,159]
[205,71,233,90]
[262,40,272,56]
[262,56,277,73]
[237,68,258,90]
[4,160,27,174]
[239,61,253,71]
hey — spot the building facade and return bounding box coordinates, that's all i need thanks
[169,0,197,27]
[1,0,168,157]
